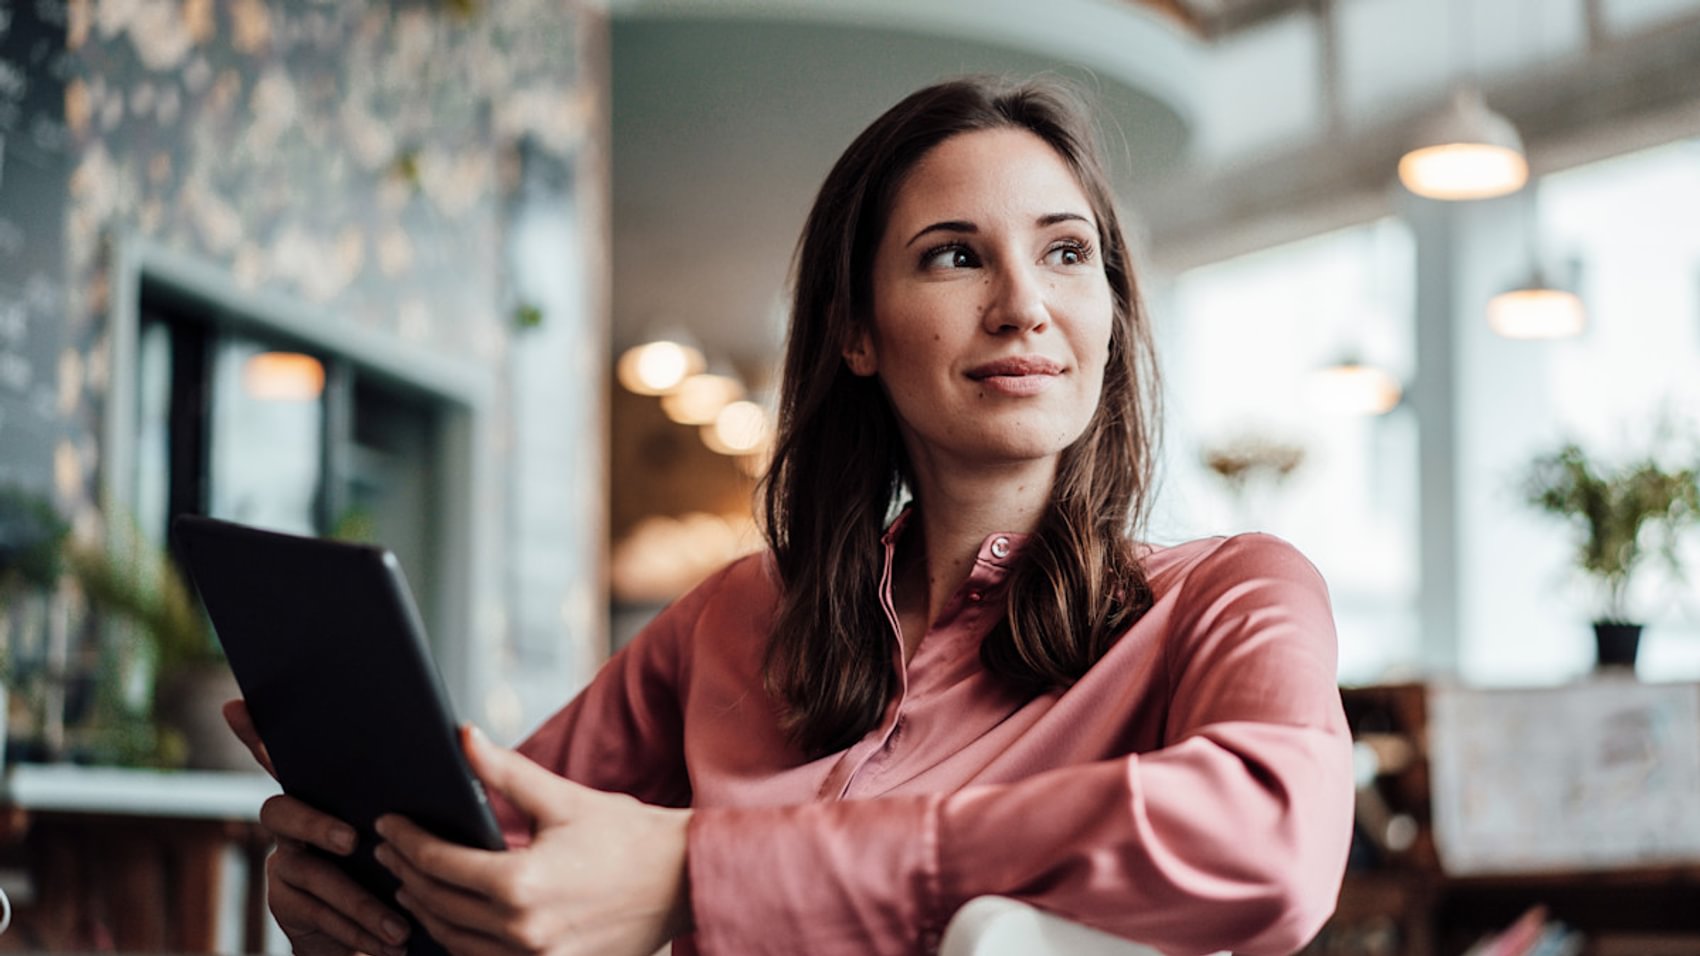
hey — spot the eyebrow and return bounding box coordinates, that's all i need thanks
[904,212,1094,248]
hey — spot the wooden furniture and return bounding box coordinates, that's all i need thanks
[1308,683,1700,956]
[0,763,280,953]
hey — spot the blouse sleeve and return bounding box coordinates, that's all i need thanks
[685,534,1355,956]
[492,562,727,843]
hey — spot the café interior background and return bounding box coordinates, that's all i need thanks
[1,0,1698,745]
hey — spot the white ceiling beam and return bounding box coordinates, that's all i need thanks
[1142,10,1700,272]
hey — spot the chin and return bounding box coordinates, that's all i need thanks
[905,407,1092,468]
[960,428,1080,465]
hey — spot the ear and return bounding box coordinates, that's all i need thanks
[843,327,878,377]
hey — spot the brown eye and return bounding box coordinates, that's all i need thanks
[922,244,979,270]
[1045,241,1093,267]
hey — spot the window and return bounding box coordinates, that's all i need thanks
[1456,138,1700,683]
[132,279,447,644]
[1162,219,1421,684]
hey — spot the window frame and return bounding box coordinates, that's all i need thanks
[103,235,498,712]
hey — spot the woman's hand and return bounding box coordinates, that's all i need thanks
[374,726,692,956]
[223,699,414,956]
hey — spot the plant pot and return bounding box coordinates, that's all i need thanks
[154,663,253,770]
[1591,621,1643,672]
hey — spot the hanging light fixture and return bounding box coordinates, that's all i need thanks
[1487,181,1584,339]
[1398,87,1528,201]
[616,334,705,396]
[701,400,771,456]
[1487,274,1585,340]
[661,367,744,425]
[1308,357,1403,417]
[1307,228,1406,418]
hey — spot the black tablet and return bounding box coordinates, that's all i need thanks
[173,514,506,956]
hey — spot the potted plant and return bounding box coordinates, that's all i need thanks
[0,486,70,597]
[0,486,73,763]
[66,519,250,769]
[1522,441,1700,670]
[1201,436,1306,530]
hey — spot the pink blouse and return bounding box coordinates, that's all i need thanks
[501,523,1354,956]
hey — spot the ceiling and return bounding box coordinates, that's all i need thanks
[609,0,1199,370]
[1136,0,1314,39]
[608,0,1700,368]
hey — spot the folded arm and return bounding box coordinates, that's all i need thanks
[688,535,1353,956]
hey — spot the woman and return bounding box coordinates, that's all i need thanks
[234,78,1353,956]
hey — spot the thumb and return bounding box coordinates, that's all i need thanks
[222,698,277,778]
[461,724,578,826]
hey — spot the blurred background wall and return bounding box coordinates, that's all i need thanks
[1,0,1698,741]
[1,2,1699,949]
[0,0,609,742]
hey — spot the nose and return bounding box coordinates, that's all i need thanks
[983,261,1050,335]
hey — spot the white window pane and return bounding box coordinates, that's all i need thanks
[1467,137,1700,682]
[208,340,325,536]
[1165,219,1420,684]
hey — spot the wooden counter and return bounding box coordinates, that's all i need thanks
[0,763,281,953]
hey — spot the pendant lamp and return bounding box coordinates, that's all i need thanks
[1398,87,1528,201]
[1309,358,1403,417]
[1487,182,1585,339]
[661,365,744,425]
[1486,280,1585,339]
[616,331,706,396]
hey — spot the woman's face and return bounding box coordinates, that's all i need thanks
[847,128,1115,473]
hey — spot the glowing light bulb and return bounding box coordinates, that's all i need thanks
[616,340,704,395]
[1487,288,1585,339]
[702,400,769,455]
[1308,364,1402,416]
[1398,144,1528,201]
[243,352,325,401]
[661,373,743,425]
[1397,89,1528,201]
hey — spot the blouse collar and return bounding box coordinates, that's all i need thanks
[880,505,1030,571]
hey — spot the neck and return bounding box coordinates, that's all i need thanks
[895,454,1056,628]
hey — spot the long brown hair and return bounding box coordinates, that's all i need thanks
[761,77,1162,758]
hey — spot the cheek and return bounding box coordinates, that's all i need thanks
[1070,289,1115,371]
[1071,306,1115,417]
[874,300,958,376]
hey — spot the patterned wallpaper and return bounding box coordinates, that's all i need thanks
[0,0,609,740]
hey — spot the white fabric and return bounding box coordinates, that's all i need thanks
[940,897,1193,956]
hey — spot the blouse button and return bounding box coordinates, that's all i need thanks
[990,536,1011,559]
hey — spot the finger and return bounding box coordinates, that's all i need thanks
[271,885,403,956]
[375,814,508,899]
[269,848,410,956]
[222,698,278,777]
[461,724,580,825]
[261,794,358,857]
[395,889,514,956]
[374,841,510,938]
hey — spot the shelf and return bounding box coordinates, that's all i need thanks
[0,762,279,820]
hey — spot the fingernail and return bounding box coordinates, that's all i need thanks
[373,844,394,869]
[374,816,392,838]
[331,827,355,853]
[382,916,409,945]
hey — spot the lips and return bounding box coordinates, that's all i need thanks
[965,356,1065,380]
